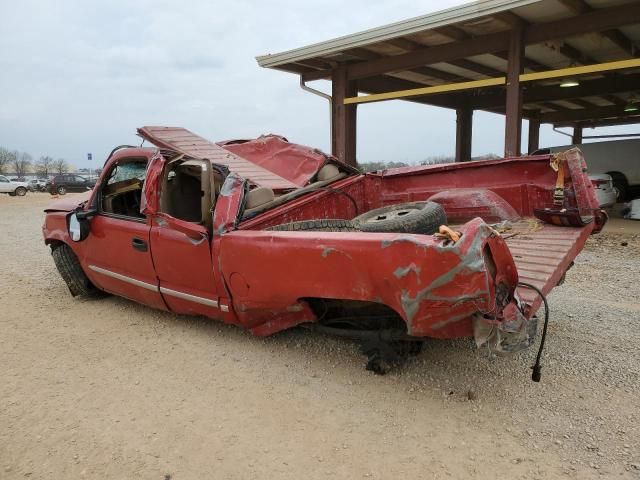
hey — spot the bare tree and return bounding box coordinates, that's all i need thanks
[36,155,54,178]
[52,158,69,174]
[0,147,15,175]
[358,161,409,173]
[12,151,32,178]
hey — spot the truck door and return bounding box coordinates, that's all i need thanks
[149,159,221,318]
[83,155,166,310]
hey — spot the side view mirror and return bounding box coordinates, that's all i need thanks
[68,208,96,241]
[76,208,97,220]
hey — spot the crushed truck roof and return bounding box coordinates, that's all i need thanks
[138,126,355,191]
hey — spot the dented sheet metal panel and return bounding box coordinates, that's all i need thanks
[214,173,246,236]
[137,126,298,191]
[219,218,517,338]
[43,190,92,213]
[218,135,331,187]
[377,155,565,216]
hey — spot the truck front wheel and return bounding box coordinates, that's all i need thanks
[52,244,102,298]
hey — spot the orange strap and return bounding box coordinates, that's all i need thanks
[550,152,567,206]
[438,225,461,243]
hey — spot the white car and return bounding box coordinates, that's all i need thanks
[624,199,640,220]
[0,175,29,196]
[589,174,617,208]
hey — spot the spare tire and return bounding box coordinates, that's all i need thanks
[354,201,446,234]
[266,219,359,232]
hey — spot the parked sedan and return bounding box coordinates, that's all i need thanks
[48,174,96,195]
[589,174,617,208]
[0,175,28,196]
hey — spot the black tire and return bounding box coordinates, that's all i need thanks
[607,172,628,201]
[354,201,446,234]
[57,185,67,195]
[52,244,102,298]
[14,187,27,196]
[266,219,359,232]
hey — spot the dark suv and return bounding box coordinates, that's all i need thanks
[48,174,96,195]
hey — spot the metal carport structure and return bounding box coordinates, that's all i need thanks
[256,0,640,165]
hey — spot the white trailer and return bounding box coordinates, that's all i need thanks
[540,138,640,200]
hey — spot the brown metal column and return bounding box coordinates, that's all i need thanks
[528,116,540,154]
[504,25,524,157]
[332,66,358,166]
[572,125,583,144]
[455,107,473,162]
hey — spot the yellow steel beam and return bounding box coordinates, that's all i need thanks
[519,58,640,82]
[344,58,640,105]
[344,77,506,104]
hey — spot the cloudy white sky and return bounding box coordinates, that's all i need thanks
[0,0,635,168]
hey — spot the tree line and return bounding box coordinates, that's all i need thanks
[0,146,73,178]
[358,153,500,172]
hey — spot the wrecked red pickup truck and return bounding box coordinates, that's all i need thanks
[43,126,605,378]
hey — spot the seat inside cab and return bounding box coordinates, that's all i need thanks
[159,157,221,231]
[242,162,346,217]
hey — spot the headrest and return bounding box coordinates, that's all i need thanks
[245,187,275,209]
[317,164,341,182]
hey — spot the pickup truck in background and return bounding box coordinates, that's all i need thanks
[0,175,29,196]
[42,126,605,378]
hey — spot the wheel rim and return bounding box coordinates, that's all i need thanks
[16,188,26,196]
[58,186,66,195]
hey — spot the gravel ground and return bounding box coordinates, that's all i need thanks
[1,193,639,479]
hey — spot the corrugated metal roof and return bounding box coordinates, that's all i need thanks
[256,0,540,68]
[256,0,640,126]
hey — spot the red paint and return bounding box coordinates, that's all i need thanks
[83,214,167,310]
[43,129,605,345]
[219,134,358,187]
[138,126,299,191]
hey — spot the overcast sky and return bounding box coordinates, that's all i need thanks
[0,0,636,169]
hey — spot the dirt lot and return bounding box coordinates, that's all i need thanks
[1,193,639,479]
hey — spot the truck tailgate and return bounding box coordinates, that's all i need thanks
[505,220,594,315]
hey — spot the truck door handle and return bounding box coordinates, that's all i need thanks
[132,237,148,252]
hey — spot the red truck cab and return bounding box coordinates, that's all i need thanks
[43,126,605,376]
